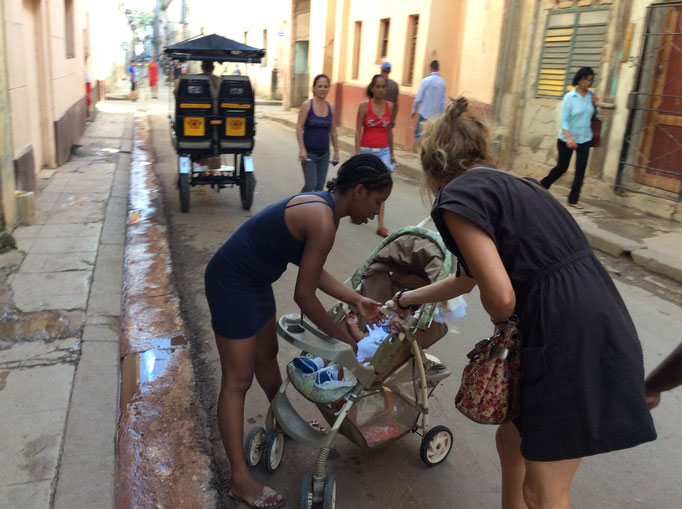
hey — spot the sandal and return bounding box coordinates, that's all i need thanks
[567,203,584,209]
[229,486,284,509]
[376,227,390,237]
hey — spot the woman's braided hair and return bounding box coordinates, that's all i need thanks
[326,154,393,192]
[420,96,491,194]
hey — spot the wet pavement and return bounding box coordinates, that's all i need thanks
[117,113,214,508]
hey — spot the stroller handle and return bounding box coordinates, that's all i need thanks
[276,313,375,387]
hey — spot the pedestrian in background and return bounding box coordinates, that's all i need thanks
[391,96,656,509]
[204,156,391,509]
[540,67,599,209]
[148,57,158,99]
[355,74,395,237]
[380,62,399,128]
[84,56,93,122]
[296,74,339,192]
[128,59,137,102]
[411,59,446,152]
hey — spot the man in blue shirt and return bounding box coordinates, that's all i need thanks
[128,59,137,102]
[411,60,446,150]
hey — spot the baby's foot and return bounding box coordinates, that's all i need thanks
[293,356,325,374]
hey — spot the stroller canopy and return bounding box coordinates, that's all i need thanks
[164,34,265,63]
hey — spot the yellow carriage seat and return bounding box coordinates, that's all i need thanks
[218,76,255,153]
[175,75,215,151]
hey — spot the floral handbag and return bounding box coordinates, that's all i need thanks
[455,317,521,424]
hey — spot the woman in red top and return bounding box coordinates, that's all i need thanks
[148,58,159,99]
[355,74,396,237]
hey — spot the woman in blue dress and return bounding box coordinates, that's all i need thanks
[205,154,391,508]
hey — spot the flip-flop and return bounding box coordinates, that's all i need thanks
[567,203,584,209]
[376,227,390,237]
[228,486,284,509]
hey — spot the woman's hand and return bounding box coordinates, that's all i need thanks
[592,93,599,106]
[646,391,661,410]
[566,138,578,149]
[298,148,308,162]
[388,289,416,318]
[355,296,386,328]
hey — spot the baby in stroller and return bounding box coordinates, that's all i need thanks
[293,311,406,386]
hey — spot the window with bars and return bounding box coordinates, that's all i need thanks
[404,15,419,86]
[536,7,610,98]
[377,18,390,63]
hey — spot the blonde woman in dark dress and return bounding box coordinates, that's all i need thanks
[390,97,656,509]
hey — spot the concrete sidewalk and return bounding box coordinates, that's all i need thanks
[0,107,131,507]
[261,109,682,285]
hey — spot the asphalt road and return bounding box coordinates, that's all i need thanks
[146,111,682,509]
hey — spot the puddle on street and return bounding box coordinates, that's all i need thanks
[119,334,187,411]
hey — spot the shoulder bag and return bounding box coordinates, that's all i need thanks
[455,317,521,424]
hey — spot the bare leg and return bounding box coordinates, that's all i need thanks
[523,457,581,509]
[214,318,283,507]
[496,421,581,509]
[253,315,282,402]
[497,422,528,509]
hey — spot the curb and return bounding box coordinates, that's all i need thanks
[117,113,215,508]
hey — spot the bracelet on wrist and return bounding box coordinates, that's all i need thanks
[396,289,420,311]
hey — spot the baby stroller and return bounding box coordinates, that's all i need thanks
[244,226,456,508]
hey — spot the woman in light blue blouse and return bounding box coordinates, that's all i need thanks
[541,67,599,209]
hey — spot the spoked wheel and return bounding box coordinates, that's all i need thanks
[299,473,314,509]
[239,155,255,210]
[322,476,336,509]
[263,430,285,472]
[179,172,190,212]
[243,426,266,469]
[420,425,453,467]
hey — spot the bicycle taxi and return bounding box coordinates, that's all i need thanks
[164,34,264,212]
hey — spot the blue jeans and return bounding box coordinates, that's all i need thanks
[414,114,426,139]
[301,150,329,192]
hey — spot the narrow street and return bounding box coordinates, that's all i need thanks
[142,96,682,508]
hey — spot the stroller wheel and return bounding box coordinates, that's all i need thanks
[243,426,265,469]
[263,430,285,472]
[299,473,314,509]
[323,476,336,509]
[420,425,453,467]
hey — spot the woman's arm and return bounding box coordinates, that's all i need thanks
[293,208,359,350]
[355,102,366,154]
[560,94,577,149]
[393,272,476,311]
[443,211,515,322]
[319,270,383,327]
[296,102,309,162]
[329,104,339,162]
[387,103,395,164]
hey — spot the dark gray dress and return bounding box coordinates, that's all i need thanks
[431,167,656,461]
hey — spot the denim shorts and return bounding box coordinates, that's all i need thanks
[359,146,392,171]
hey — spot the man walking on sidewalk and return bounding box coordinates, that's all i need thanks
[381,61,399,128]
[411,60,446,152]
[129,59,137,102]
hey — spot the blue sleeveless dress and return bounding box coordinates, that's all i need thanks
[205,191,335,339]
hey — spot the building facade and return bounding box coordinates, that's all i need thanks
[295,0,505,150]
[493,0,682,219]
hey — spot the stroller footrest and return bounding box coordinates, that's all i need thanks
[271,391,335,449]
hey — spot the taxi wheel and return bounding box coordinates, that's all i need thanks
[179,172,190,212]
[240,172,255,210]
